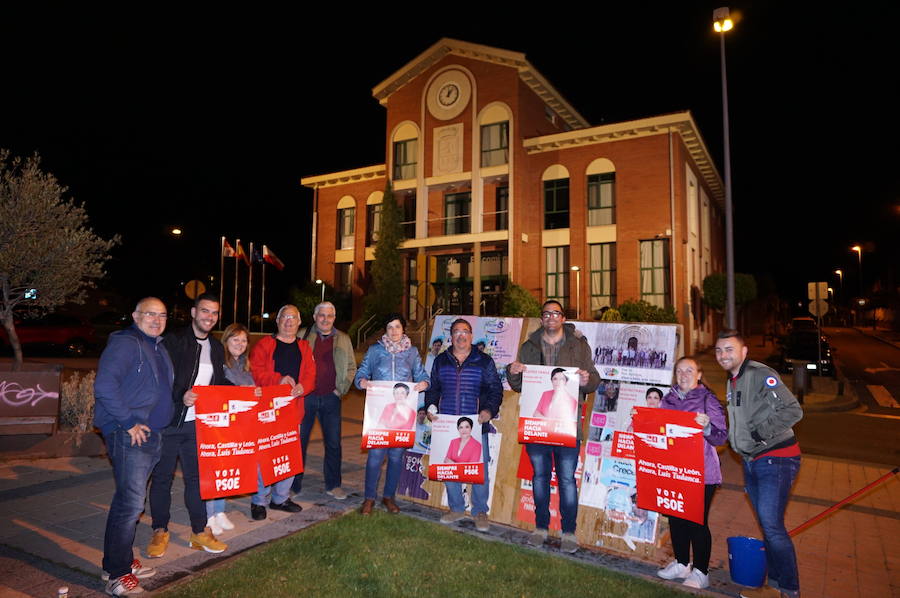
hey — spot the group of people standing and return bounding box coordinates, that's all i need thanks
[95,294,803,598]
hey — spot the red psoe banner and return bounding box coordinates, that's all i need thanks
[255,386,303,487]
[427,413,484,483]
[612,431,635,459]
[632,407,705,524]
[361,381,416,450]
[194,386,260,499]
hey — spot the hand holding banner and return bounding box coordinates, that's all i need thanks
[632,407,705,524]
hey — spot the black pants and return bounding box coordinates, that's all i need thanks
[149,421,207,534]
[668,484,718,574]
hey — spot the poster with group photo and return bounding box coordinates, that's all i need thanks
[194,386,262,499]
[427,413,484,483]
[423,315,477,378]
[361,381,416,450]
[633,407,705,524]
[255,386,304,487]
[587,322,678,386]
[473,316,523,390]
[517,365,580,447]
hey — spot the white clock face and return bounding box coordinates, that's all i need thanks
[427,70,471,120]
[438,83,460,107]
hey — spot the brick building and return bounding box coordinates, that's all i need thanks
[301,38,725,352]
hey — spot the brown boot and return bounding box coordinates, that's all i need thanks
[382,497,400,514]
[360,499,375,515]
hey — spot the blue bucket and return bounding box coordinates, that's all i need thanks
[727,536,767,587]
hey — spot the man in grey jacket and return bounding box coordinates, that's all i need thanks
[508,299,600,553]
[715,329,802,598]
[293,301,357,498]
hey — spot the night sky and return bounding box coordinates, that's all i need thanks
[4,3,897,316]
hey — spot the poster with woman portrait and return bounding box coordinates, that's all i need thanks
[517,364,580,447]
[427,413,484,483]
[361,381,416,450]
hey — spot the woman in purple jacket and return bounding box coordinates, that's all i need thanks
[656,356,727,590]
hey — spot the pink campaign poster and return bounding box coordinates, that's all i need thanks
[633,407,705,524]
[517,365,580,447]
[361,381,416,450]
[428,413,483,483]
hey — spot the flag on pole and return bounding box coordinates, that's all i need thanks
[223,239,236,258]
[263,245,285,271]
[236,241,250,266]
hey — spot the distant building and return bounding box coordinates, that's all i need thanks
[302,39,724,352]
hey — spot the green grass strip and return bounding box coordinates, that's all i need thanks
[160,512,691,598]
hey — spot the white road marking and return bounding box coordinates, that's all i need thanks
[864,362,900,374]
[867,385,900,408]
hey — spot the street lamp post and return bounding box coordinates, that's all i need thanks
[851,246,862,297]
[571,266,581,320]
[315,279,325,302]
[713,7,736,330]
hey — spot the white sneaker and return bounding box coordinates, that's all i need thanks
[657,560,691,580]
[326,487,348,500]
[207,515,224,536]
[216,511,235,531]
[683,568,709,589]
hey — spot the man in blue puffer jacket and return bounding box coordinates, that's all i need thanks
[425,318,503,532]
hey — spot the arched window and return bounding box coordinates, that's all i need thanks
[586,158,616,226]
[337,195,356,250]
[542,165,570,230]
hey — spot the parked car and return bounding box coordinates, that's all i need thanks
[0,313,98,356]
[779,329,834,377]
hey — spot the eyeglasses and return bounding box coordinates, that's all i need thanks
[279,315,299,321]
[541,311,563,319]
[451,329,471,337]
[140,311,167,319]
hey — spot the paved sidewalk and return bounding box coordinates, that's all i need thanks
[2,385,898,597]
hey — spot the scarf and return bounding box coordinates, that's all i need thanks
[381,334,412,354]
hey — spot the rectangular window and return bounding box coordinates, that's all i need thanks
[338,207,355,250]
[399,193,416,238]
[393,139,417,180]
[444,192,471,235]
[587,173,615,226]
[640,239,671,308]
[336,263,352,293]
[366,203,382,246]
[589,243,616,312]
[481,122,509,167]
[545,246,569,305]
[495,186,509,230]
[544,178,569,230]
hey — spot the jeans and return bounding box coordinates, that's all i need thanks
[102,428,162,579]
[445,432,491,515]
[206,499,225,517]
[293,393,342,492]
[744,455,801,593]
[526,440,580,534]
[253,466,294,506]
[364,447,405,499]
[149,422,206,534]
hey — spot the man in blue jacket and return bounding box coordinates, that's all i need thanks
[94,297,174,596]
[425,318,503,532]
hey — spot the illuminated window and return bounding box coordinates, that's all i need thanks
[587,173,615,225]
[481,122,508,167]
[640,240,671,308]
[338,207,355,250]
[393,139,417,180]
[590,243,616,311]
[545,246,569,305]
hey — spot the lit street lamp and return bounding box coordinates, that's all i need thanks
[851,246,862,297]
[571,266,581,320]
[713,6,736,329]
[315,278,325,302]
[834,269,842,288]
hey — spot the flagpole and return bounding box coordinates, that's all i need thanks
[234,238,240,325]
[219,236,225,330]
[260,254,267,333]
[247,242,254,328]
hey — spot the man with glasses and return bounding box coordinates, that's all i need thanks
[293,301,356,499]
[146,293,228,559]
[425,318,503,532]
[249,304,315,519]
[94,297,174,595]
[508,300,599,553]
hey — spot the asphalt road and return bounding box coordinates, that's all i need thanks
[792,327,900,467]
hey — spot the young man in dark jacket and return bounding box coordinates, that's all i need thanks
[508,300,600,553]
[147,293,228,558]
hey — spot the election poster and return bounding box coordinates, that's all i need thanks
[515,443,586,530]
[255,386,303,487]
[633,407,705,524]
[411,409,433,454]
[439,431,501,511]
[473,316,523,390]
[361,381,416,450]
[582,322,678,385]
[595,456,660,548]
[396,450,430,500]
[517,364,580,447]
[423,315,477,379]
[194,386,261,499]
[428,413,483,483]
